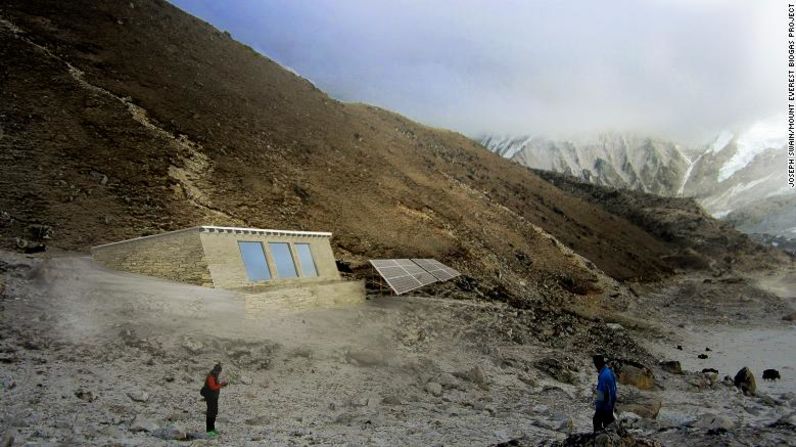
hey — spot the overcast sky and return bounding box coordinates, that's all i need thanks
[170,0,782,143]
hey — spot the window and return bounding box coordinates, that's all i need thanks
[295,243,318,277]
[268,242,298,278]
[238,241,271,282]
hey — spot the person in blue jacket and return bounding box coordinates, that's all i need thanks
[592,354,617,432]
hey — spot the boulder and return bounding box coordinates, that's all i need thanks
[659,361,682,375]
[533,357,578,385]
[556,416,575,434]
[381,394,402,406]
[770,412,796,428]
[517,371,538,387]
[455,365,489,389]
[129,415,158,433]
[692,413,734,432]
[74,389,96,402]
[152,425,187,441]
[3,377,17,390]
[127,390,150,402]
[424,382,443,397]
[616,389,662,419]
[436,372,461,390]
[594,430,623,447]
[544,424,664,447]
[733,367,756,396]
[346,349,386,367]
[181,339,203,354]
[782,312,796,322]
[701,370,719,387]
[244,415,270,425]
[686,373,711,390]
[532,415,574,434]
[618,411,643,429]
[15,238,46,253]
[618,365,655,390]
[1,431,14,447]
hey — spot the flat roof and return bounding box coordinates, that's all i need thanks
[199,226,332,237]
[92,225,332,250]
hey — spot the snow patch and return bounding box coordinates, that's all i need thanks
[677,152,701,196]
[765,185,795,199]
[710,131,734,154]
[713,210,732,219]
[730,175,773,195]
[718,118,785,182]
[481,135,533,159]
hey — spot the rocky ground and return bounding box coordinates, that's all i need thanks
[0,251,795,446]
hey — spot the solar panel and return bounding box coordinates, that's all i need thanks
[412,259,461,281]
[369,259,439,295]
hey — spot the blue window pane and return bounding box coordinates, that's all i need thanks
[295,243,318,277]
[238,241,271,282]
[268,242,298,278]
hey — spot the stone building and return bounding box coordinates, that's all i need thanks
[91,226,364,310]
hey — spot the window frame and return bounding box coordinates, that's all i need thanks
[294,242,319,278]
[267,241,299,279]
[237,240,272,282]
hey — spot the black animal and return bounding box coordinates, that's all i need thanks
[705,347,712,352]
[762,369,781,381]
[698,354,709,359]
[676,345,683,351]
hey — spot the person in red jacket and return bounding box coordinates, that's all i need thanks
[203,363,228,436]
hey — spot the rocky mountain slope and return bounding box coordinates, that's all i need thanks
[480,131,793,241]
[532,170,772,272]
[0,0,773,307]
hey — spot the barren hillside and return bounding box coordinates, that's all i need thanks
[0,0,772,304]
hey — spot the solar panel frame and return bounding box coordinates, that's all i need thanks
[369,259,439,295]
[370,259,399,268]
[411,258,461,281]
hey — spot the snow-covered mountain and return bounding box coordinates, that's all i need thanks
[480,133,690,196]
[479,123,793,239]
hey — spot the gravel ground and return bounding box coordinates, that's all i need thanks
[1,252,794,446]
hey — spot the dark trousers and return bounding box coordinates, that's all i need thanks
[593,408,615,432]
[206,396,218,432]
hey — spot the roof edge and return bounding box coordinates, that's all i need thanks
[91,226,202,250]
[198,226,332,238]
[91,226,333,251]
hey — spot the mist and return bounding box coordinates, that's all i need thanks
[170,0,782,143]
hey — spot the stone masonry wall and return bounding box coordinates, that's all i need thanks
[91,229,212,286]
[243,280,365,316]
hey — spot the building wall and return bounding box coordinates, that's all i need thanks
[91,229,212,286]
[199,231,341,289]
[243,280,365,316]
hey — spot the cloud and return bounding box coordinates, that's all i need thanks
[170,0,782,142]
